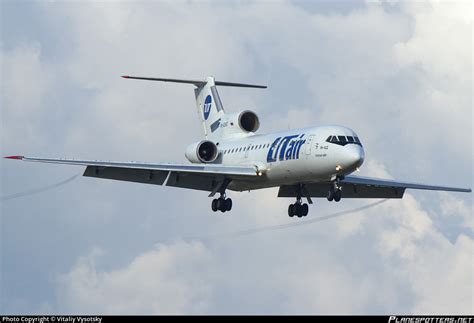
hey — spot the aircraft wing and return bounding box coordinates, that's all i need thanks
[278,175,471,199]
[4,156,258,192]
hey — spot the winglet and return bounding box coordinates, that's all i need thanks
[121,75,130,79]
[4,155,24,160]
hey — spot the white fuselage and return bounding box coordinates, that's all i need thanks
[212,125,365,191]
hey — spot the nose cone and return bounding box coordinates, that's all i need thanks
[343,145,365,171]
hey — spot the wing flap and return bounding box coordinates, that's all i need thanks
[278,183,405,199]
[166,172,221,192]
[83,166,169,185]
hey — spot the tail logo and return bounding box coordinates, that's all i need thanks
[203,95,212,120]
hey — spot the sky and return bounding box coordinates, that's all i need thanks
[1,0,473,315]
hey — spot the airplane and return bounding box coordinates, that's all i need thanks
[4,76,471,218]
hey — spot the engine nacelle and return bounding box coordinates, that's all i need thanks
[220,110,260,139]
[185,140,219,163]
[238,110,260,133]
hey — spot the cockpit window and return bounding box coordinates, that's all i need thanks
[326,135,362,147]
[337,136,347,144]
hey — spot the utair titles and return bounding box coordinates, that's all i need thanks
[267,134,306,163]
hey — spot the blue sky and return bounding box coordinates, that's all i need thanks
[1,0,472,314]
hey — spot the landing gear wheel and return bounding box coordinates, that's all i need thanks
[295,204,303,218]
[225,198,232,211]
[302,203,309,216]
[216,198,226,212]
[327,190,334,202]
[211,199,218,212]
[289,201,309,218]
[288,204,295,217]
[334,190,342,202]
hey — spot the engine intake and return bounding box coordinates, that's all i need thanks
[239,110,260,133]
[185,140,219,163]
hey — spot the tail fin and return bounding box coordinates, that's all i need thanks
[122,75,266,141]
[194,76,226,140]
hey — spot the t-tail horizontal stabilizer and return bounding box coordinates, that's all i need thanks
[121,75,267,89]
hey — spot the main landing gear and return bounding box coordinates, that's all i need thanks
[211,195,232,213]
[209,178,233,213]
[288,184,311,218]
[288,199,309,218]
[327,177,343,202]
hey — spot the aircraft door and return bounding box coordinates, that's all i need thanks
[305,135,315,156]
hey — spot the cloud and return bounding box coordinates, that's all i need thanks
[1,43,55,151]
[438,192,473,231]
[56,243,213,314]
[56,190,472,314]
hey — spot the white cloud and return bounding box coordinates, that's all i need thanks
[395,1,472,82]
[57,242,213,314]
[1,43,56,152]
[1,43,50,111]
[439,192,473,231]
[56,192,473,314]
[408,234,474,314]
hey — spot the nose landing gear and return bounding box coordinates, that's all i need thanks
[327,177,343,202]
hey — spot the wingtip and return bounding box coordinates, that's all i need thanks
[121,75,130,79]
[4,155,24,160]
